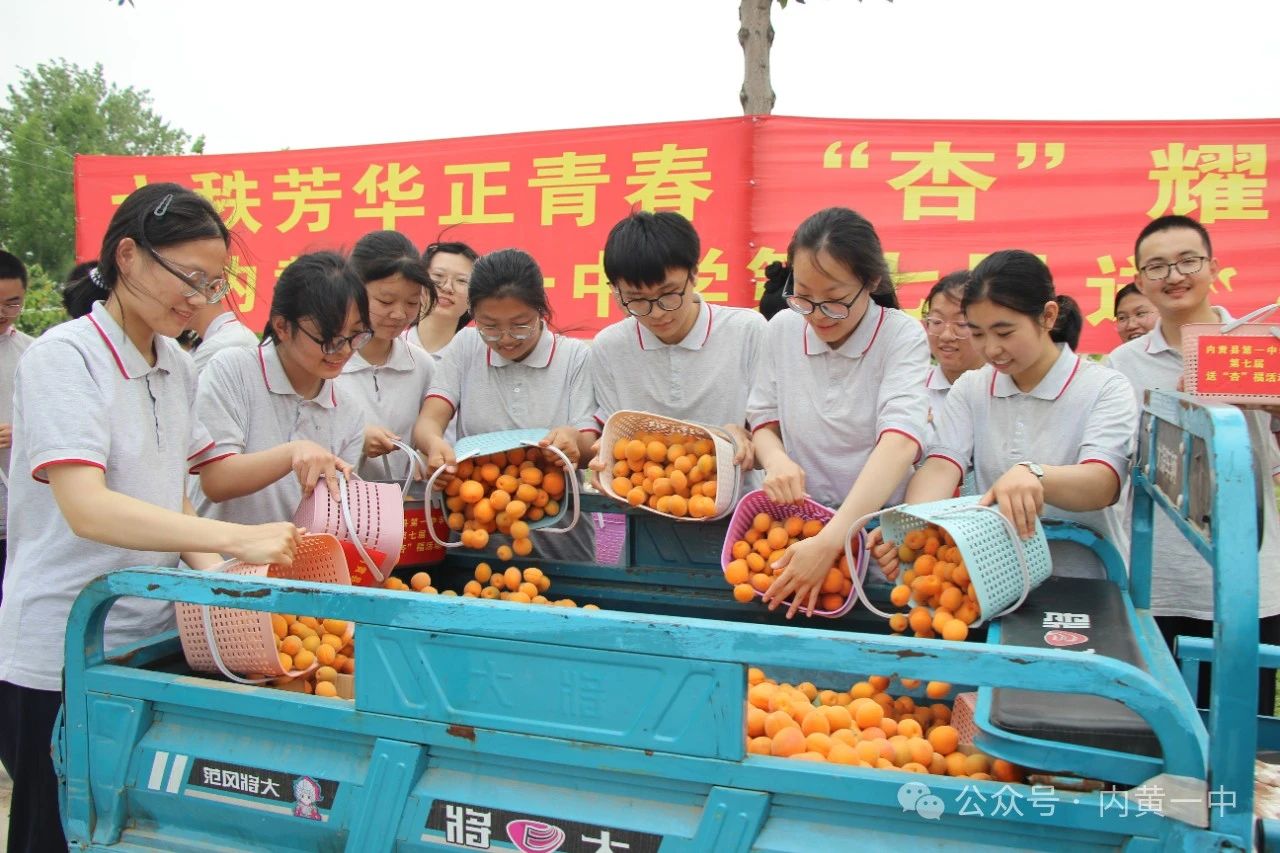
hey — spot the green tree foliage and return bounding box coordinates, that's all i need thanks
[15,263,70,337]
[0,60,199,277]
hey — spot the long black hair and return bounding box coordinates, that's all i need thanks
[263,252,370,345]
[787,207,899,309]
[965,250,1082,349]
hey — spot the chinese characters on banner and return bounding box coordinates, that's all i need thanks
[75,117,1279,353]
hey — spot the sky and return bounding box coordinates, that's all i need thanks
[2,0,1278,156]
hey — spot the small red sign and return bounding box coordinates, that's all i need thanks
[1195,334,1280,395]
[1044,630,1090,647]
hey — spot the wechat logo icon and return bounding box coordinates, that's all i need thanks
[898,781,946,821]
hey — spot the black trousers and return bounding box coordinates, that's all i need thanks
[1156,613,1280,715]
[0,680,67,852]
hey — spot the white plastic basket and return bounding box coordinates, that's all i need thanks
[597,410,740,521]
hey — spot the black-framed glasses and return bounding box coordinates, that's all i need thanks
[784,273,865,320]
[476,322,539,342]
[923,316,971,339]
[296,325,374,355]
[148,248,231,304]
[1139,256,1207,281]
[613,275,692,318]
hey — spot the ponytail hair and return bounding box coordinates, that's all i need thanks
[1051,294,1082,350]
[758,261,789,320]
[787,207,899,309]
[965,250,1079,348]
[63,183,229,319]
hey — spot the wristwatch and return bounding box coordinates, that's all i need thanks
[1017,461,1045,480]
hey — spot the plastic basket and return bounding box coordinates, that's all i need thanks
[372,440,449,569]
[175,533,353,683]
[845,496,1051,627]
[597,410,741,521]
[293,470,404,583]
[1181,303,1280,405]
[720,489,867,618]
[593,512,627,565]
[951,691,978,747]
[423,428,581,549]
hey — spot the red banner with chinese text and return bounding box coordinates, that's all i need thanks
[74,116,1279,353]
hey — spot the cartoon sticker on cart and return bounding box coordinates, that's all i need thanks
[292,776,323,820]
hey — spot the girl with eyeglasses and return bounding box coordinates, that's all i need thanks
[413,249,597,558]
[922,270,986,495]
[410,240,479,355]
[342,231,438,480]
[190,251,370,526]
[747,207,931,618]
[0,184,301,852]
[871,250,1136,581]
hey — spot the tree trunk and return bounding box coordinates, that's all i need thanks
[739,0,775,115]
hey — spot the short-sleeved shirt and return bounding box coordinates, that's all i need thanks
[339,338,433,481]
[747,305,930,507]
[1109,308,1280,618]
[427,325,597,438]
[190,341,365,525]
[589,299,765,429]
[929,344,1137,579]
[925,367,977,496]
[0,301,216,690]
[191,311,259,374]
[0,327,35,538]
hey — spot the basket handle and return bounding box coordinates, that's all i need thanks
[198,559,273,685]
[335,472,389,581]
[381,438,426,498]
[703,425,746,519]
[521,440,581,534]
[1221,303,1280,333]
[843,509,900,620]
[422,460,464,550]
[935,503,1034,622]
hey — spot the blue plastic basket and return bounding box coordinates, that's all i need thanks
[423,429,581,549]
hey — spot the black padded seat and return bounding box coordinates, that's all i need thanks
[988,577,1161,758]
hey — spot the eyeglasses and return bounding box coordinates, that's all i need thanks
[614,276,691,317]
[148,248,231,303]
[295,325,374,355]
[784,273,866,320]
[429,272,471,293]
[476,322,539,342]
[1139,256,1207,281]
[0,301,23,318]
[923,317,972,339]
[1115,308,1156,325]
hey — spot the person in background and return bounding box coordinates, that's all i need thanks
[0,250,34,605]
[410,240,478,355]
[921,270,986,494]
[188,299,259,373]
[343,230,437,480]
[1108,214,1280,713]
[1112,281,1158,345]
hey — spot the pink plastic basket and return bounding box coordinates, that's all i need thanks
[951,691,979,747]
[720,489,867,618]
[294,472,404,582]
[175,534,353,683]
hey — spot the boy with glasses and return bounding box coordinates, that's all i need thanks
[587,212,763,473]
[1108,214,1280,713]
[0,251,32,603]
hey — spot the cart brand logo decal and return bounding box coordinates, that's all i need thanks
[507,819,568,853]
[424,799,662,852]
[1044,629,1089,647]
[171,757,339,822]
[1042,612,1091,629]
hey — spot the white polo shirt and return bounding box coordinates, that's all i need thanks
[427,325,597,438]
[929,344,1136,579]
[190,341,365,525]
[747,305,930,507]
[0,301,217,690]
[191,311,259,374]
[1109,309,1280,618]
[589,299,765,429]
[0,327,34,539]
[925,367,977,496]
[340,338,433,481]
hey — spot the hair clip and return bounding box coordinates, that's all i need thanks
[154,194,174,218]
[89,267,107,290]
